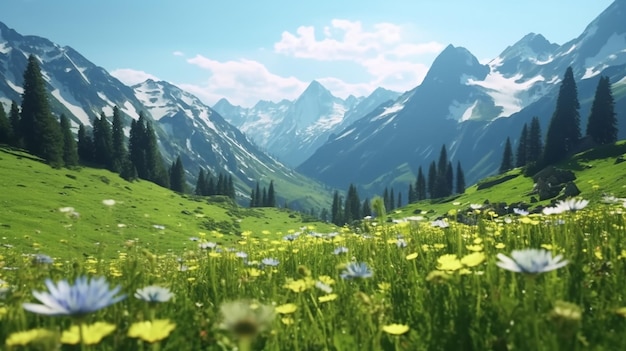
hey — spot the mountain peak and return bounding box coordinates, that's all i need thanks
[499,32,558,63]
[422,44,489,85]
[214,97,236,109]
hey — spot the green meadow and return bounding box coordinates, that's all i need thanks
[1,144,626,350]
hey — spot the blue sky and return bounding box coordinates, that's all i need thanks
[1,0,614,106]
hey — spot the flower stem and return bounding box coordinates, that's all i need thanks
[79,322,86,351]
[238,337,252,351]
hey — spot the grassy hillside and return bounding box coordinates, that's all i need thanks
[0,146,335,260]
[390,141,626,220]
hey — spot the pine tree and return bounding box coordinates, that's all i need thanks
[195,169,207,196]
[267,180,276,207]
[397,192,402,208]
[20,55,63,166]
[416,166,426,200]
[261,187,268,207]
[446,161,454,196]
[543,67,580,165]
[361,198,371,217]
[9,101,21,147]
[408,184,415,204]
[129,117,147,179]
[389,189,395,211]
[499,137,514,174]
[456,161,466,194]
[0,104,11,144]
[216,173,225,195]
[516,123,528,167]
[227,175,236,200]
[77,124,94,163]
[144,121,168,187]
[427,161,437,199]
[344,184,361,223]
[206,173,215,195]
[527,116,543,164]
[331,191,343,225]
[586,76,617,145]
[111,106,126,172]
[119,156,138,181]
[255,182,262,207]
[92,113,113,169]
[383,188,390,210]
[59,114,78,167]
[169,155,186,193]
[434,145,451,198]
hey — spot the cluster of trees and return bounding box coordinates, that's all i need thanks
[499,67,617,173]
[194,168,236,199]
[408,145,466,202]
[249,180,276,207]
[329,184,372,226]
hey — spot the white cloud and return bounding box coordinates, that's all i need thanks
[110,68,158,86]
[181,55,307,107]
[172,51,185,57]
[274,19,444,92]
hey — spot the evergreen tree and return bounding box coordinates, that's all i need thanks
[408,184,415,204]
[77,124,94,163]
[344,184,361,223]
[416,166,426,200]
[111,106,126,172]
[446,161,454,196]
[527,116,543,164]
[9,101,21,147]
[543,67,580,165]
[206,173,215,195]
[499,137,514,174]
[456,161,466,194]
[267,180,276,207]
[262,187,268,207]
[389,189,395,211]
[516,123,528,167]
[128,117,147,179]
[20,55,63,166]
[397,192,402,209]
[227,175,236,200]
[434,145,451,198]
[361,198,371,218]
[331,191,343,225]
[427,161,437,199]
[0,104,11,144]
[169,155,186,193]
[383,188,390,211]
[92,113,113,169]
[586,76,617,145]
[59,114,78,167]
[320,208,329,222]
[216,173,225,195]
[195,169,207,196]
[249,187,256,207]
[119,156,138,181]
[255,182,262,207]
[144,121,168,187]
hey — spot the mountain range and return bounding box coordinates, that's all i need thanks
[298,0,626,195]
[1,0,626,207]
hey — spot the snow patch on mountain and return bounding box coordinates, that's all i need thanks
[584,32,626,73]
[462,100,478,121]
[468,72,545,117]
[0,42,11,54]
[122,101,140,120]
[62,51,90,84]
[51,88,91,125]
[6,79,23,94]
[371,100,405,122]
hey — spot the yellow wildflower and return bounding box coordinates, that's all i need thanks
[460,252,486,267]
[6,328,58,347]
[405,252,418,260]
[382,323,410,335]
[275,303,298,314]
[61,323,116,345]
[128,320,176,343]
[318,294,338,303]
[437,254,463,271]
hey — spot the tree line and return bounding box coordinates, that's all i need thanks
[499,67,617,174]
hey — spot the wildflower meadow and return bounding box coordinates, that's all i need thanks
[2,198,626,350]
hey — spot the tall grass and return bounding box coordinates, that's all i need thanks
[2,202,626,350]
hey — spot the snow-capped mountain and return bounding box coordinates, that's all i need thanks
[0,21,333,211]
[215,81,398,167]
[298,0,626,196]
[0,21,145,128]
